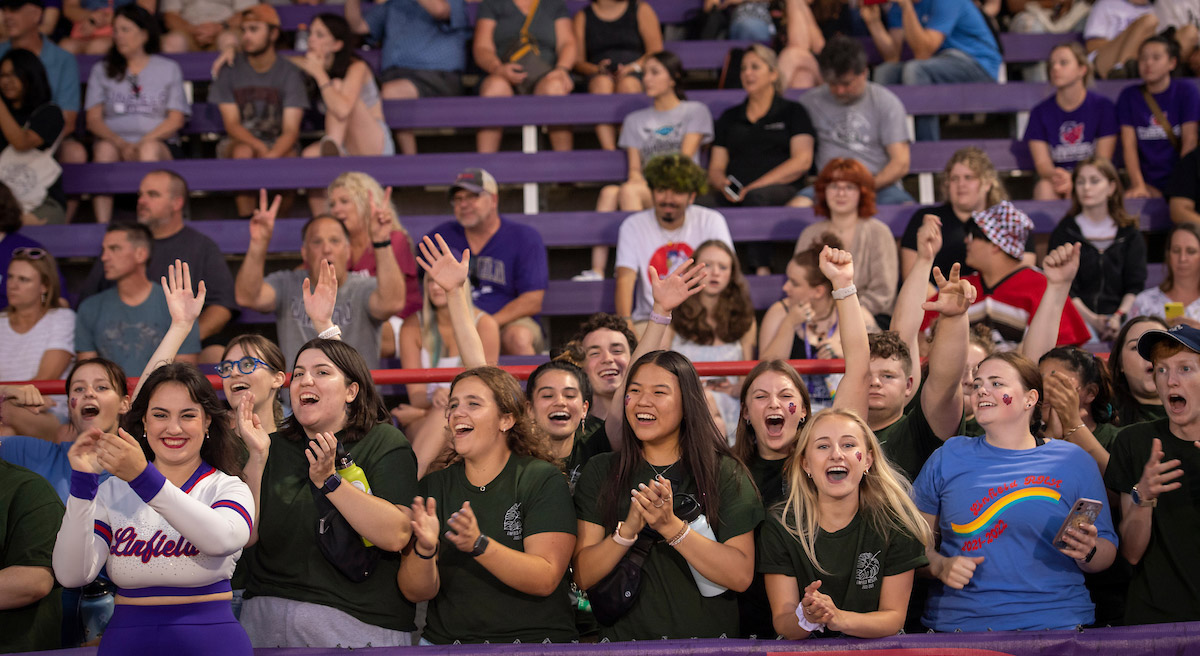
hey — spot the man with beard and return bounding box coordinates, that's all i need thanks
[210,4,308,218]
[615,154,732,334]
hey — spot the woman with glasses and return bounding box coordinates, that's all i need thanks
[83,4,188,224]
[794,158,897,323]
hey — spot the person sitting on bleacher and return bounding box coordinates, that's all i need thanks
[1026,42,1119,201]
[83,6,188,225]
[426,168,549,356]
[474,0,576,153]
[160,0,249,52]
[616,154,733,333]
[211,4,308,219]
[344,0,470,155]
[1117,34,1199,199]
[76,224,202,373]
[863,0,1001,142]
[235,193,408,371]
[1084,0,1158,79]
[1166,146,1200,224]
[1131,223,1200,326]
[794,35,913,207]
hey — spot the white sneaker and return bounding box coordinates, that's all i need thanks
[572,269,603,281]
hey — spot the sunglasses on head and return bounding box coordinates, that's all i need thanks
[12,247,47,259]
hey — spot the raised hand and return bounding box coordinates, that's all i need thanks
[444,501,483,553]
[1135,437,1184,504]
[235,393,271,459]
[95,428,147,483]
[302,259,339,331]
[306,431,339,487]
[1043,242,1081,287]
[407,496,441,556]
[818,246,854,291]
[917,214,943,261]
[249,189,282,246]
[67,428,105,474]
[162,259,206,325]
[1042,371,1082,441]
[935,554,984,589]
[648,259,708,314]
[921,264,977,317]
[417,234,470,293]
[367,186,395,244]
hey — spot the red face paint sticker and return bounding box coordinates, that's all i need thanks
[1002,394,1012,405]
[788,402,797,415]
[624,395,631,406]
[70,398,78,409]
[855,451,862,462]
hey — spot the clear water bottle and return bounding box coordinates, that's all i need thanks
[295,23,309,52]
[686,514,728,597]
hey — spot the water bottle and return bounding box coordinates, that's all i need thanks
[79,580,115,644]
[336,443,374,547]
[686,514,728,597]
[295,23,309,53]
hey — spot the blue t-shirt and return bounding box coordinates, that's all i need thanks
[887,0,1001,79]
[75,284,202,375]
[425,218,549,316]
[0,37,81,113]
[913,436,1117,632]
[1025,91,1119,169]
[367,0,470,72]
[0,437,111,503]
[1117,79,1200,191]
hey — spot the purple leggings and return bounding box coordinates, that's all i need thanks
[99,600,252,656]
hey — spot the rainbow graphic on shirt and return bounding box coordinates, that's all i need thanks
[951,486,1062,537]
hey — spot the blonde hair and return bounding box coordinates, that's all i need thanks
[942,146,1007,208]
[419,276,481,367]
[327,171,406,235]
[778,408,932,574]
[744,44,784,94]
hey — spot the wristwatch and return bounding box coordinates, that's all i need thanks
[471,534,491,557]
[321,473,342,495]
[1131,485,1157,508]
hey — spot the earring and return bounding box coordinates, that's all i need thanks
[806,471,812,478]
[205,431,210,440]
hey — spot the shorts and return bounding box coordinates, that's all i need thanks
[240,595,413,648]
[99,600,251,656]
[215,138,298,158]
[380,67,464,98]
[502,316,547,353]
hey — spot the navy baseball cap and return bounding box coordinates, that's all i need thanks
[1137,325,1200,361]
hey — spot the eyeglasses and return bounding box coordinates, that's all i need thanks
[216,356,272,378]
[12,247,47,259]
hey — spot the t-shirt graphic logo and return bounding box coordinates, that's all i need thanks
[855,550,880,589]
[1059,121,1084,145]
[655,126,675,136]
[503,502,523,540]
[648,243,695,285]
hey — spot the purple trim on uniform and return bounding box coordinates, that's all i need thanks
[181,462,216,493]
[70,470,100,500]
[128,462,167,503]
[101,599,252,655]
[93,520,113,545]
[117,580,232,598]
[211,500,253,532]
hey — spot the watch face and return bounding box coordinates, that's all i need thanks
[1131,487,1141,505]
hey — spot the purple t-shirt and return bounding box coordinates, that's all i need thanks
[1024,91,1118,169]
[425,218,549,316]
[1116,79,1200,190]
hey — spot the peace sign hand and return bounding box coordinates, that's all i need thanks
[367,186,394,244]
[921,263,976,317]
[249,189,282,246]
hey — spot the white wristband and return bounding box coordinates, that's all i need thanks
[795,605,825,633]
[318,325,342,340]
[612,522,636,547]
[831,284,857,300]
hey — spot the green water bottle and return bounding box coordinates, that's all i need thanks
[336,442,375,547]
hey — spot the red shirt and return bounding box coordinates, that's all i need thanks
[351,229,421,319]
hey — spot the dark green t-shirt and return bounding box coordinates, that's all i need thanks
[245,423,419,631]
[875,401,946,482]
[574,453,764,640]
[563,415,610,494]
[757,510,928,636]
[0,461,63,653]
[1092,422,1119,451]
[961,415,984,437]
[1104,418,1200,624]
[748,453,788,510]
[420,454,578,644]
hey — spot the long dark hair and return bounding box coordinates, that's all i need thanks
[526,360,593,408]
[1040,346,1116,424]
[279,339,389,443]
[599,351,748,530]
[0,49,52,111]
[672,240,754,345]
[121,363,241,476]
[104,4,161,80]
[649,50,686,100]
[732,359,811,466]
[67,357,129,399]
[304,14,367,103]
[1110,315,1168,425]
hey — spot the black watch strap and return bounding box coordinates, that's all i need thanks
[470,534,490,557]
[321,473,342,494]
[1083,545,1097,564]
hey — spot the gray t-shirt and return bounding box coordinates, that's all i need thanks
[799,82,909,175]
[75,285,202,375]
[84,55,190,144]
[617,100,714,165]
[266,270,383,370]
[210,54,309,143]
[479,0,568,66]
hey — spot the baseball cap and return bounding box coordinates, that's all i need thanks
[1137,325,1200,362]
[241,4,280,27]
[449,168,498,197]
[971,201,1033,261]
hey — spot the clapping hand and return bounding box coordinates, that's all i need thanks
[404,496,441,557]
[1042,371,1082,441]
[162,259,206,325]
[95,428,147,483]
[921,264,976,317]
[799,580,837,630]
[67,428,105,475]
[630,476,678,534]
[235,393,271,459]
[648,259,708,315]
[306,431,339,487]
[417,234,470,293]
[444,501,483,553]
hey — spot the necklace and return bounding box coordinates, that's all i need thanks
[648,460,677,479]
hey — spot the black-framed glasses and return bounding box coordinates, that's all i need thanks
[12,247,47,259]
[216,356,272,378]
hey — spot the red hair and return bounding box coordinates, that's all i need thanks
[813,158,876,219]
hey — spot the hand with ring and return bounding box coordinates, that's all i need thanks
[631,475,680,535]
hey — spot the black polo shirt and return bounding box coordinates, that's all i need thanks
[1166,149,1200,205]
[713,93,814,186]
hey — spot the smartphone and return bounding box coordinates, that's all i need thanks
[724,175,744,200]
[1165,302,1185,321]
[1052,498,1103,550]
